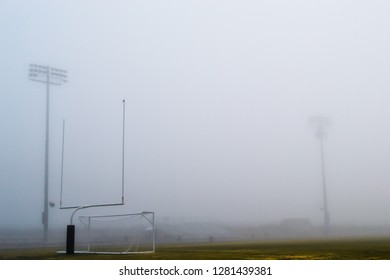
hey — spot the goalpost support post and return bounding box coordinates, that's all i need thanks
[66,225,75,254]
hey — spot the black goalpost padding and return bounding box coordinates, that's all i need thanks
[66,225,75,254]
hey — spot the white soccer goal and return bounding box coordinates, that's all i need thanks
[73,212,155,254]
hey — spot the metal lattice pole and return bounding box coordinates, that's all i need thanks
[29,64,67,242]
[310,116,331,235]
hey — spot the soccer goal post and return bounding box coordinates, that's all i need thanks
[73,212,155,254]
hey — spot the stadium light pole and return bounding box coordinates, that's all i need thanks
[310,115,331,235]
[29,64,68,242]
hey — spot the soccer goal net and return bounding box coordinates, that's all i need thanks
[74,212,155,254]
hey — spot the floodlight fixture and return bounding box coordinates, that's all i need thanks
[310,115,331,139]
[29,64,68,85]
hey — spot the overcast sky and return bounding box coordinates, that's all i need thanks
[1,0,390,229]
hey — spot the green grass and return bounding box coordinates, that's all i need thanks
[2,236,390,260]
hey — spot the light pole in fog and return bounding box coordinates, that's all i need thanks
[310,115,331,235]
[29,64,68,242]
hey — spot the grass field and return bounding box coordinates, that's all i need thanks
[2,236,390,260]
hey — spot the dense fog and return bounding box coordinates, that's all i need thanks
[1,0,390,238]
